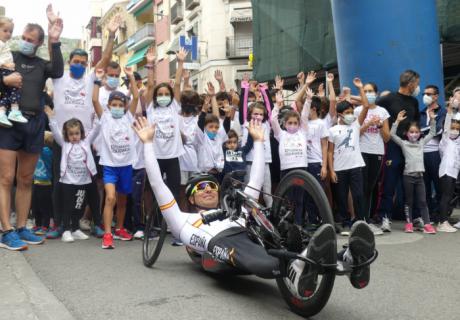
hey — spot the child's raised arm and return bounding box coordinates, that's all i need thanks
[44,105,64,146]
[390,110,406,146]
[174,47,188,102]
[125,66,139,116]
[270,91,283,140]
[301,87,313,131]
[92,69,105,119]
[353,77,369,125]
[143,46,156,107]
[327,73,337,119]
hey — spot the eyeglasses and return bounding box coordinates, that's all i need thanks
[191,181,219,195]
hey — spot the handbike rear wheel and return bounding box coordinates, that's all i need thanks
[272,169,336,318]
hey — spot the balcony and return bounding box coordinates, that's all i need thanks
[171,2,184,25]
[185,0,200,10]
[169,59,177,78]
[127,0,152,15]
[126,23,155,51]
[226,36,253,58]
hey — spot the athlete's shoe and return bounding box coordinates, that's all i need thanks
[368,223,383,236]
[72,229,89,240]
[0,112,12,127]
[8,109,28,123]
[437,221,457,233]
[102,233,114,249]
[61,231,75,243]
[340,221,375,289]
[79,218,91,231]
[133,230,144,240]
[404,223,414,233]
[34,227,48,235]
[454,221,460,229]
[17,227,45,245]
[287,224,337,298]
[0,230,28,251]
[113,228,133,241]
[413,217,424,231]
[381,217,391,232]
[46,227,62,239]
[423,224,436,234]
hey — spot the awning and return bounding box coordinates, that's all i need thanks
[230,8,253,23]
[126,45,150,66]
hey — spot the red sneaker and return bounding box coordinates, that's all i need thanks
[423,224,436,234]
[102,233,114,249]
[404,223,414,233]
[113,228,133,241]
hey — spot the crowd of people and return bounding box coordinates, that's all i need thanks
[1,6,460,252]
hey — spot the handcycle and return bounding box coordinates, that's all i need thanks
[141,169,378,318]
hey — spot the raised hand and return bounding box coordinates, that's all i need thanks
[306,71,317,86]
[145,46,156,64]
[396,110,407,122]
[275,75,284,90]
[305,87,314,100]
[206,82,215,96]
[297,72,305,85]
[44,105,54,118]
[248,119,264,142]
[48,18,63,42]
[133,117,156,143]
[46,4,59,24]
[242,72,250,83]
[275,91,284,108]
[108,15,122,35]
[214,69,223,82]
[95,68,105,80]
[124,66,133,77]
[326,72,334,82]
[176,47,188,62]
[182,69,190,81]
[317,83,325,97]
[353,77,363,88]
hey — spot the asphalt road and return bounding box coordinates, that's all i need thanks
[5,218,457,320]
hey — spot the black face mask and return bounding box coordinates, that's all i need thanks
[182,104,196,114]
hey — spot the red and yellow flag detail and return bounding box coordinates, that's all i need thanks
[159,199,176,211]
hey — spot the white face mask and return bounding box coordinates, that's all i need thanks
[449,130,459,140]
[423,94,433,106]
[342,114,355,125]
[453,99,459,110]
[412,85,420,97]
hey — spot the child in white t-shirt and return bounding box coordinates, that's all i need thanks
[45,107,100,243]
[328,78,369,226]
[92,67,138,249]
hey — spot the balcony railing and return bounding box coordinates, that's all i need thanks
[185,0,200,10]
[171,2,184,24]
[126,23,155,51]
[226,36,253,58]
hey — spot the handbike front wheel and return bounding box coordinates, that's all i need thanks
[142,201,167,267]
[272,169,336,318]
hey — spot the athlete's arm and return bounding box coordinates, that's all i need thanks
[244,120,265,200]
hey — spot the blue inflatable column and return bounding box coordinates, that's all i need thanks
[330,0,444,105]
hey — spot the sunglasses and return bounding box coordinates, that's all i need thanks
[191,181,219,195]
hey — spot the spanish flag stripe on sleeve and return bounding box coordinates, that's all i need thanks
[159,199,176,211]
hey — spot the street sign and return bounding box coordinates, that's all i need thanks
[179,35,198,60]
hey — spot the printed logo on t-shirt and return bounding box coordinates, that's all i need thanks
[284,138,304,157]
[155,117,175,141]
[109,124,131,155]
[336,129,355,152]
[67,146,87,178]
[64,89,86,106]
[225,150,243,162]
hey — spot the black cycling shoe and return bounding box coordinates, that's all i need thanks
[297,224,337,297]
[341,221,375,289]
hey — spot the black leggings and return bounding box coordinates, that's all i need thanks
[439,175,456,223]
[335,168,364,221]
[32,184,53,228]
[60,183,89,232]
[157,158,181,199]
[361,153,383,221]
[403,175,430,224]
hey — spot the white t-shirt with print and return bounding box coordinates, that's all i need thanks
[354,105,390,155]
[307,118,329,164]
[52,71,96,134]
[99,111,135,167]
[328,121,365,171]
[278,130,308,171]
[179,115,199,172]
[147,99,185,159]
[61,144,92,185]
[194,127,226,172]
[242,121,272,163]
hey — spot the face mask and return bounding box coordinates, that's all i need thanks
[366,93,377,105]
[156,96,171,107]
[252,114,263,122]
[70,63,86,79]
[182,104,196,114]
[423,94,433,106]
[19,39,36,56]
[285,124,299,134]
[453,99,459,110]
[342,114,355,125]
[407,132,420,142]
[110,106,125,119]
[412,85,420,97]
[449,130,459,140]
[106,76,120,89]
[205,130,217,140]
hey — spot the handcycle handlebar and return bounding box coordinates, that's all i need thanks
[200,209,227,225]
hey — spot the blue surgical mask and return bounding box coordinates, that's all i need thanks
[366,93,377,105]
[106,76,120,89]
[156,96,171,107]
[206,130,217,140]
[70,63,86,79]
[110,106,125,119]
[19,39,36,56]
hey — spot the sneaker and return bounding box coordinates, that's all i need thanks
[413,217,424,231]
[381,217,391,232]
[0,230,28,251]
[437,221,457,233]
[79,218,91,231]
[46,227,62,239]
[114,228,133,241]
[286,224,337,298]
[133,230,144,240]
[17,227,45,245]
[102,233,114,249]
[8,109,28,123]
[423,224,436,234]
[147,230,160,240]
[454,221,460,229]
[368,223,383,236]
[61,230,74,242]
[0,113,12,127]
[72,229,89,240]
[341,221,375,289]
[92,225,105,238]
[171,237,183,246]
[404,223,414,233]
[34,227,48,235]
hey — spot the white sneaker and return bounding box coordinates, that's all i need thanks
[62,231,75,243]
[72,229,89,240]
[0,113,12,127]
[454,221,460,229]
[133,230,144,240]
[437,221,457,233]
[413,217,424,231]
[381,217,391,232]
[368,223,384,236]
[8,110,28,123]
[79,218,91,231]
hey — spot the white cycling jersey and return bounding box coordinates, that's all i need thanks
[144,141,265,254]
